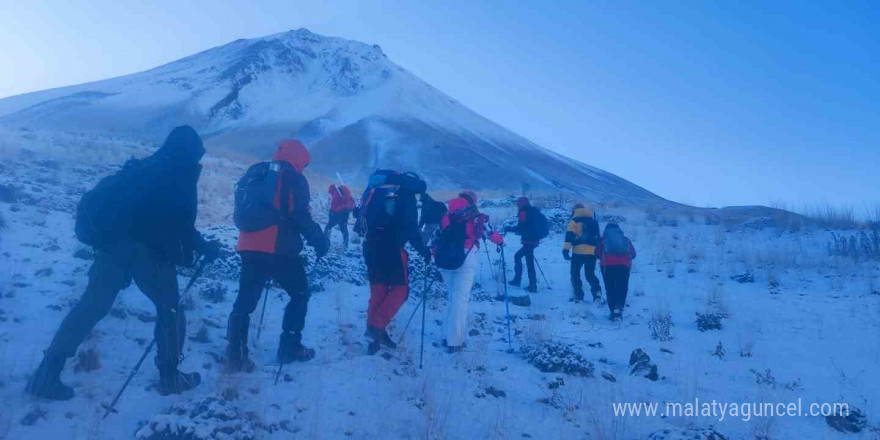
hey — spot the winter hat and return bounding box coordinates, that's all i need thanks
[517,197,530,209]
[459,190,477,206]
[328,184,337,193]
[274,139,311,172]
[604,223,621,234]
[155,125,205,163]
[572,203,585,210]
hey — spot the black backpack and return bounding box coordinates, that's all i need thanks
[433,207,474,270]
[571,217,599,246]
[354,170,426,236]
[523,207,550,240]
[233,161,292,232]
[603,228,630,255]
[75,158,146,248]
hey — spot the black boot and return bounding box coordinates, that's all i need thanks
[572,287,585,302]
[367,340,381,355]
[508,277,521,287]
[379,329,397,349]
[225,314,255,373]
[157,364,201,396]
[25,355,74,401]
[526,282,538,293]
[277,331,315,363]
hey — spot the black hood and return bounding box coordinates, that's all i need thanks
[153,125,205,163]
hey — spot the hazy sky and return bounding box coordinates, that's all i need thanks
[1,0,878,207]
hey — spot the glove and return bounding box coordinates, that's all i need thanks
[315,236,330,258]
[562,249,571,261]
[196,235,224,262]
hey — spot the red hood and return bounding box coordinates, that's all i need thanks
[274,140,310,172]
[447,197,470,214]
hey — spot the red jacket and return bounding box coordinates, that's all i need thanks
[439,197,503,250]
[329,184,355,213]
[596,236,637,268]
[236,140,323,256]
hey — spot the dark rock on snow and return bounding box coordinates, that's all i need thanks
[629,348,659,381]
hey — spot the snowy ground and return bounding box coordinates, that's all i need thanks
[1,133,879,439]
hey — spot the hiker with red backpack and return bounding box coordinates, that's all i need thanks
[27,126,219,400]
[596,223,637,321]
[228,140,329,371]
[508,197,549,293]
[355,170,431,355]
[433,191,503,352]
[325,184,356,249]
[562,203,602,303]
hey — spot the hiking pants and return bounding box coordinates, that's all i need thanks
[571,254,601,299]
[364,238,409,329]
[602,265,631,314]
[233,252,310,345]
[440,250,478,347]
[324,210,351,247]
[513,244,537,284]
[46,240,185,369]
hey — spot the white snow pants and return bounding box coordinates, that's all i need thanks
[440,250,478,348]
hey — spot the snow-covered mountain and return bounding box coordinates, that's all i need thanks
[0,28,662,202]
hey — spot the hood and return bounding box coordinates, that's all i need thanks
[154,125,205,163]
[447,197,471,215]
[604,223,621,235]
[572,207,593,218]
[459,190,477,206]
[328,184,338,194]
[274,139,311,172]
[517,197,530,209]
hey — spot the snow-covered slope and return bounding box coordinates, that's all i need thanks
[0,29,662,202]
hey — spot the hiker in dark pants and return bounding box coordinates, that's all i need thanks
[325,184,355,249]
[26,126,218,400]
[562,204,602,302]
[596,223,636,321]
[231,140,329,370]
[509,197,539,293]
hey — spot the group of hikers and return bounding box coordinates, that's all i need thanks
[24,125,636,402]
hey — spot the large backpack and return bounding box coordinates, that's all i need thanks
[75,158,146,248]
[571,217,599,246]
[354,170,426,236]
[433,204,475,270]
[233,161,292,232]
[524,207,550,240]
[603,228,630,255]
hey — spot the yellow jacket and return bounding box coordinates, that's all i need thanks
[562,208,598,255]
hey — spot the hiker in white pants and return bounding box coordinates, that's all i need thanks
[434,190,503,353]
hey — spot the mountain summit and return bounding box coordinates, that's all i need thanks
[0,29,662,201]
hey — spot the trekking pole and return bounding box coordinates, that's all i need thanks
[253,281,271,348]
[535,258,553,290]
[498,245,513,351]
[419,265,430,369]
[482,239,497,281]
[103,256,209,419]
[396,267,440,346]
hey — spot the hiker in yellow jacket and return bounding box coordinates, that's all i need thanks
[562,204,602,302]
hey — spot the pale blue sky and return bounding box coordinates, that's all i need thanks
[1,0,878,207]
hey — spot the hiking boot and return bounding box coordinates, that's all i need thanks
[157,365,201,396]
[25,356,74,401]
[224,313,255,373]
[525,283,538,293]
[225,347,256,373]
[367,340,381,355]
[446,346,463,354]
[379,329,397,349]
[277,332,315,364]
[508,277,521,287]
[509,295,532,307]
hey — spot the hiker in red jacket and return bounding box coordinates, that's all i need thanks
[596,223,636,321]
[325,184,355,249]
[435,190,503,352]
[230,140,329,371]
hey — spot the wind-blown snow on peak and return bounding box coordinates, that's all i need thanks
[0,29,664,202]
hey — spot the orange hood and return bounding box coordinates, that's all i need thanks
[274,140,310,172]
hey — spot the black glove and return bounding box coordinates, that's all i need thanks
[315,236,330,258]
[562,249,571,261]
[196,235,224,262]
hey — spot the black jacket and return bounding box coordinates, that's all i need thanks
[419,195,447,227]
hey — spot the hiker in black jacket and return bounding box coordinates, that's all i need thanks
[27,126,218,400]
[419,193,447,245]
[509,197,540,293]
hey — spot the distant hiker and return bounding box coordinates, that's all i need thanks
[356,170,430,355]
[419,192,447,245]
[325,184,355,249]
[508,197,549,293]
[27,125,219,400]
[230,140,329,370]
[596,223,637,321]
[562,203,602,302]
[434,190,503,352]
